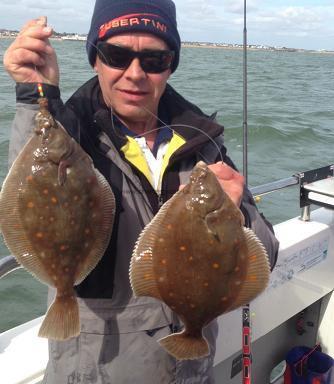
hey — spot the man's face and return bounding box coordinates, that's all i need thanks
[94,32,172,127]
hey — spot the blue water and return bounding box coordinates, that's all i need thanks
[0,39,333,331]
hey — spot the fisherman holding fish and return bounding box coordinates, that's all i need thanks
[3,0,279,382]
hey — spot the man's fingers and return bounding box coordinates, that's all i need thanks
[8,48,46,67]
[20,16,47,32]
[208,162,244,182]
[12,36,54,56]
[36,16,47,27]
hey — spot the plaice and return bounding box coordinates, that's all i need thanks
[0,98,115,340]
[130,161,270,360]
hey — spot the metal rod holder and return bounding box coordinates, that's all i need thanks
[301,205,311,222]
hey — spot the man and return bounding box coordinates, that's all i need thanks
[3,0,279,382]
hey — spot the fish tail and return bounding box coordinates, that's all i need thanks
[38,293,79,340]
[158,330,209,360]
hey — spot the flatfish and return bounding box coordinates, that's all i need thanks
[130,161,270,360]
[0,98,115,340]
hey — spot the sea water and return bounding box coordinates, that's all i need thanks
[0,39,333,331]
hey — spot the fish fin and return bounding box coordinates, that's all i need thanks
[130,189,181,299]
[57,160,68,186]
[0,178,55,286]
[158,330,209,360]
[228,227,270,311]
[38,291,79,340]
[205,205,244,241]
[129,219,162,299]
[74,170,115,285]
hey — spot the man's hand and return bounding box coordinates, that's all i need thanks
[3,16,59,86]
[179,162,245,207]
[207,162,244,207]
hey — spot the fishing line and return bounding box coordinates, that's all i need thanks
[86,38,225,165]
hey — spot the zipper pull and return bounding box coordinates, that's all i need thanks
[158,194,164,209]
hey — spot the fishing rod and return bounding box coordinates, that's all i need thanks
[243,0,248,185]
[242,1,252,384]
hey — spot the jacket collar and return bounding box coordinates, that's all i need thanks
[68,76,224,156]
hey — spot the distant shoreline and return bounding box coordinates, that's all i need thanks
[1,35,333,54]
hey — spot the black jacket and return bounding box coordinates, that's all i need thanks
[13,77,279,299]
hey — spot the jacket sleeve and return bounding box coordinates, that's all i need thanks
[201,133,279,270]
[239,186,279,270]
[223,154,279,271]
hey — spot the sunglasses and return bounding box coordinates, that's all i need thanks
[96,42,175,74]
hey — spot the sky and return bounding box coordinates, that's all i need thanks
[0,0,334,50]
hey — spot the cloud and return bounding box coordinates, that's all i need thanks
[0,0,333,49]
[223,0,260,14]
[253,6,332,33]
[0,0,93,33]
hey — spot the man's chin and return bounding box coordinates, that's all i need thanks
[117,105,155,122]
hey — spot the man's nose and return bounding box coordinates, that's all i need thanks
[124,58,146,80]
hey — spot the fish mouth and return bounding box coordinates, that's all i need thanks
[190,162,209,183]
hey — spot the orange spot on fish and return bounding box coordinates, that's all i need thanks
[35,232,44,239]
[188,256,193,261]
[234,266,240,272]
[144,273,152,280]
[43,189,49,195]
[26,175,33,182]
[212,263,220,269]
[158,238,165,243]
[49,217,55,222]
[235,280,241,286]
[27,201,34,208]
[166,224,173,230]
[203,282,209,287]
[161,259,167,265]
[179,245,186,251]
[250,255,257,262]
[51,197,58,204]
[247,275,257,281]
[59,245,68,251]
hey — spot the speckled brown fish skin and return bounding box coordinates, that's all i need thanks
[0,98,115,340]
[130,161,270,360]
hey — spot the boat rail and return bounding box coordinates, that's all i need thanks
[249,176,299,196]
[0,255,20,278]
